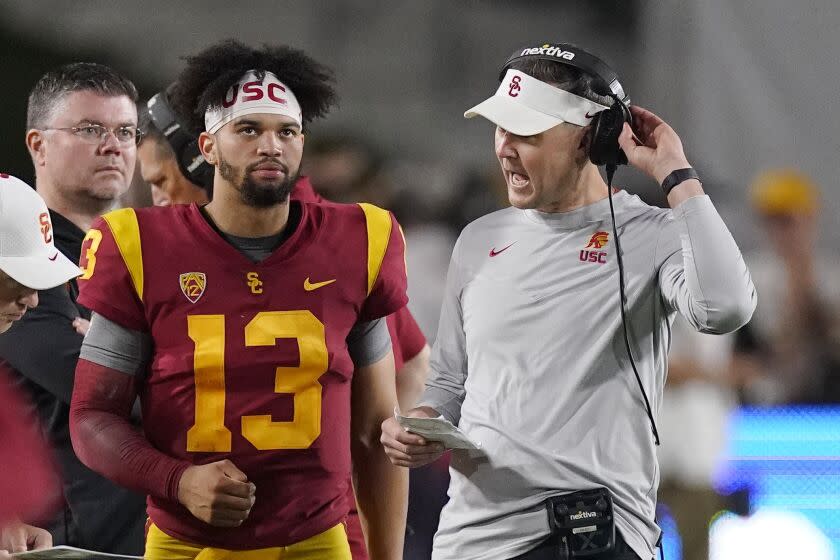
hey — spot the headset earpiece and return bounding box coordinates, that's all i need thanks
[146,90,214,194]
[588,94,632,166]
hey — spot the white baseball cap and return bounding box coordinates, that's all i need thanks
[0,174,82,289]
[464,69,610,136]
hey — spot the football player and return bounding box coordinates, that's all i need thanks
[135,82,430,560]
[69,40,408,559]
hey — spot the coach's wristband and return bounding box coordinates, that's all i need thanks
[661,168,700,196]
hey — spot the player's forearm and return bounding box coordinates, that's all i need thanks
[395,345,430,410]
[70,359,190,501]
[351,437,408,560]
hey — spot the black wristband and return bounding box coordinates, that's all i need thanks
[661,168,700,196]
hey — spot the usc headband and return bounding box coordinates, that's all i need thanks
[205,70,303,134]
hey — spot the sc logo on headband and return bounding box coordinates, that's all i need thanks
[508,75,522,97]
[222,81,289,108]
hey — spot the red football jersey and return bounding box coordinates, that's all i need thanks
[291,176,426,370]
[76,201,407,549]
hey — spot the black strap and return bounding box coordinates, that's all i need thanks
[661,168,700,196]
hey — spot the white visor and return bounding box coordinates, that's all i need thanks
[464,69,610,135]
[205,70,303,133]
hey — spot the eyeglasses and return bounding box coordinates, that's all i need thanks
[43,124,144,146]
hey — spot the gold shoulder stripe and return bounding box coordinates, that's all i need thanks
[397,222,408,277]
[358,203,392,296]
[102,208,144,301]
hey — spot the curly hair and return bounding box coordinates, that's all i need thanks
[171,39,338,133]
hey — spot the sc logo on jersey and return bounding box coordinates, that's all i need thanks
[246,272,263,294]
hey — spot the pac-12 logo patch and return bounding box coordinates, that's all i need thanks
[179,272,207,303]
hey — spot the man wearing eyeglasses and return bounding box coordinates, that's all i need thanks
[0,62,146,555]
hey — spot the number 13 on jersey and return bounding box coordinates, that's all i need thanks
[186,310,328,452]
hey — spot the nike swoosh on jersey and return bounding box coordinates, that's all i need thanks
[489,243,515,257]
[304,277,337,291]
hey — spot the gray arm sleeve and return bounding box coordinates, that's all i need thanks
[79,312,153,376]
[347,317,392,367]
[417,236,467,424]
[657,195,757,333]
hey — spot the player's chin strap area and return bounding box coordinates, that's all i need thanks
[605,163,660,446]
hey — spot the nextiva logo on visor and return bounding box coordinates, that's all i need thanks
[204,70,303,134]
[463,69,610,136]
[519,44,577,60]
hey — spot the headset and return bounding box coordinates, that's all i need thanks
[499,43,660,446]
[145,87,214,194]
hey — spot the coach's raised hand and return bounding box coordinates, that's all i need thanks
[617,105,690,182]
[618,106,704,204]
[177,459,256,527]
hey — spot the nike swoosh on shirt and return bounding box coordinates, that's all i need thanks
[304,277,337,291]
[48,253,58,261]
[489,243,515,257]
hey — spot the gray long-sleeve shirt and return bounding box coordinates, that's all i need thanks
[419,192,756,560]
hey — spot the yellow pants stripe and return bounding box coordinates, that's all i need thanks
[145,522,352,560]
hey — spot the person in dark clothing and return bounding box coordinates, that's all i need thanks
[0,63,146,555]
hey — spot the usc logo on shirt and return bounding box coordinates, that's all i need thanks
[580,231,609,265]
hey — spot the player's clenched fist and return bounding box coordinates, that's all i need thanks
[380,406,446,468]
[177,459,256,527]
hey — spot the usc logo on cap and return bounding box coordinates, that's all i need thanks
[508,75,522,97]
[39,212,52,244]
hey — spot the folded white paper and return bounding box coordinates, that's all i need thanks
[395,409,481,450]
